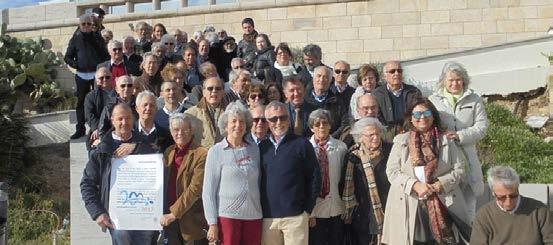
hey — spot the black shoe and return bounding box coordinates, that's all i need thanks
[70,130,85,139]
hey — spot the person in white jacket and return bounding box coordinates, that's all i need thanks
[428,61,489,222]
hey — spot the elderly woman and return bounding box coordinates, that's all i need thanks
[381,98,468,245]
[185,77,225,148]
[202,101,262,245]
[134,21,152,54]
[350,64,380,120]
[428,62,488,222]
[160,113,208,245]
[306,109,348,245]
[254,34,275,80]
[340,117,392,244]
[135,53,164,96]
[246,83,267,109]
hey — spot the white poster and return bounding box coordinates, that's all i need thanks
[109,153,164,230]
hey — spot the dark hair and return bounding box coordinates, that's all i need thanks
[275,42,293,58]
[256,33,272,49]
[92,7,106,16]
[266,83,285,102]
[404,98,442,132]
[262,67,281,85]
[282,75,302,89]
[153,23,167,35]
[242,17,255,26]
[357,64,380,86]
[248,83,267,104]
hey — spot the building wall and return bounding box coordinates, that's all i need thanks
[6,0,553,67]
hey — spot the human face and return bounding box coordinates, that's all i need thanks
[231,60,245,71]
[492,183,519,212]
[184,49,196,68]
[276,49,291,66]
[137,96,157,122]
[173,30,185,43]
[233,73,251,94]
[95,70,112,90]
[251,107,268,137]
[411,104,434,132]
[361,72,378,92]
[226,115,247,140]
[171,73,186,88]
[444,71,464,95]
[284,81,304,106]
[313,69,331,94]
[256,36,267,51]
[224,40,236,53]
[153,47,165,58]
[360,125,381,150]
[110,45,123,62]
[242,23,254,35]
[153,26,164,41]
[198,40,209,56]
[357,96,379,118]
[162,83,178,105]
[303,54,320,70]
[202,64,218,79]
[265,107,289,139]
[384,62,403,89]
[143,57,159,76]
[111,106,134,139]
[123,39,134,54]
[170,122,193,148]
[116,80,134,100]
[137,27,148,39]
[310,119,330,141]
[163,40,175,55]
[203,78,223,106]
[267,86,281,102]
[79,21,93,33]
[103,32,113,43]
[333,63,349,85]
[248,91,265,108]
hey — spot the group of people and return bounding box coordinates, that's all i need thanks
[73,8,553,245]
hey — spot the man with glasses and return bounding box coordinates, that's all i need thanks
[160,34,183,68]
[371,60,421,136]
[65,13,110,139]
[85,67,116,151]
[330,60,355,107]
[470,166,553,244]
[172,29,188,56]
[98,40,138,85]
[248,105,268,145]
[97,76,138,139]
[259,101,320,245]
[223,69,251,105]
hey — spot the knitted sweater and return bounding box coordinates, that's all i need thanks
[202,138,263,225]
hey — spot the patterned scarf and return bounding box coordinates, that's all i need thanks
[315,138,330,198]
[409,127,455,244]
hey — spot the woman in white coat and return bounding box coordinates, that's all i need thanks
[428,61,488,222]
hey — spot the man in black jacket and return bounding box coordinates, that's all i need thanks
[298,44,327,90]
[97,76,137,139]
[84,67,116,151]
[64,13,110,139]
[237,18,258,71]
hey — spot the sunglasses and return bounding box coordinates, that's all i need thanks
[267,115,289,123]
[494,192,519,202]
[112,48,123,52]
[119,83,133,88]
[98,76,111,80]
[412,109,432,119]
[164,42,174,45]
[206,86,223,92]
[334,69,349,75]
[253,117,267,123]
[249,94,264,100]
[81,22,93,26]
[387,68,403,74]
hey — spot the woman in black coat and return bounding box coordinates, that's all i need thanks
[253,34,275,80]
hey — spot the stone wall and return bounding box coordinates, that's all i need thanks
[6,0,553,88]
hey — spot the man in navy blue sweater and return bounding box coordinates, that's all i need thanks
[259,101,321,245]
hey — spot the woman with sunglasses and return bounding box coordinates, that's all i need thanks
[306,109,348,245]
[428,62,488,222]
[202,101,263,245]
[381,98,469,245]
[246,83,267,109]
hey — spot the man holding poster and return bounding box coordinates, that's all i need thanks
[81,104,161,245]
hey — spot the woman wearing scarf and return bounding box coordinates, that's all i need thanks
[340,117,391,245]
[428,62,488,222]
[381,98,469,245]
[274,42,302,78]
[307,109,348,245]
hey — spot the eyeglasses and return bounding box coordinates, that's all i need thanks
[112,48,123,52]
[412,109,432,119]
[387,68,403,74]
[164,42,174,45]
[334,69,349,75]
[313,120,329,127]
[98,76,111,80]
[267,115,289,123]
[81,22,93,26]
[205,86,223,92]
[253,117,267,123]
[249,94,264,100]
[119,83,133,88]
[494,192,519,202]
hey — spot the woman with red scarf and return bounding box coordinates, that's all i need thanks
[381,98,469,245]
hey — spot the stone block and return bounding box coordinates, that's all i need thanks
[271,20,294,32]
[520,0,553,5]
[538,6,553,18]
[323,16,352,29]
[184,15,205,26]
[497,19,525,32]
[287,5,316,19]
[204,13,224,24]
[431,23,464,35]
[427,0,468,10]
[317,41,337,53]
[170,17,185,27]
[403,24,432,37]
[426,48,455,56]
[285,30,308,42]
[467,0,491,8]
[524,18,553,32]
[249,9,268,21]
[399,0,429,12]
[337,40,364,53]
[391,12,421,25]
[394,37,421,50]
[255,20,271,33]
[367,0,401,14]
[268,8,287,20]
[363,39,394,52]
[43,28,61,36]
[451,9,482,22]
[492,0,524,7]
[506,31,537,41]
[481,33,507,45]
[352,15,372,27]
[371,13,393,26]
[421,36,449,48]
[224,11,246,23]
[449,34,482,47]
[268,32,281,44]
[346,1,371,15]
[293,18,322,30]
[328,28,358,40]
[421,10,450,24]
[316,3,347,17]
[344,52,371,65]
[307,30,328,42]
[45,3,75,21]
[401,49,427,60]
[359,27,382,40]
[382,25,403,38]
[509,6,538,19]
[463,21,497,34]
[369,51,400,63]
[482,7,509,20]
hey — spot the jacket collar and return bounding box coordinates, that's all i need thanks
[309,135,338,151]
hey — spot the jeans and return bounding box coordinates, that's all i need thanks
[109,229,159,245]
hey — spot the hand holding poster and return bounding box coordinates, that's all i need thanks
[109,153,164,230]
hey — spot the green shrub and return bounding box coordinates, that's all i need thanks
[478,103,553,183]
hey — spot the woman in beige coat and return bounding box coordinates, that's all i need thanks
[428,61,488,222]
[381,98,469,245]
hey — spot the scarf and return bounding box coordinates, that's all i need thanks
[443,89,463,109]
[274,61,299,76]
[315,138,330,198]
[409,127,455,244]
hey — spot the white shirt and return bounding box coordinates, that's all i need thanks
[138,122,156,136]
